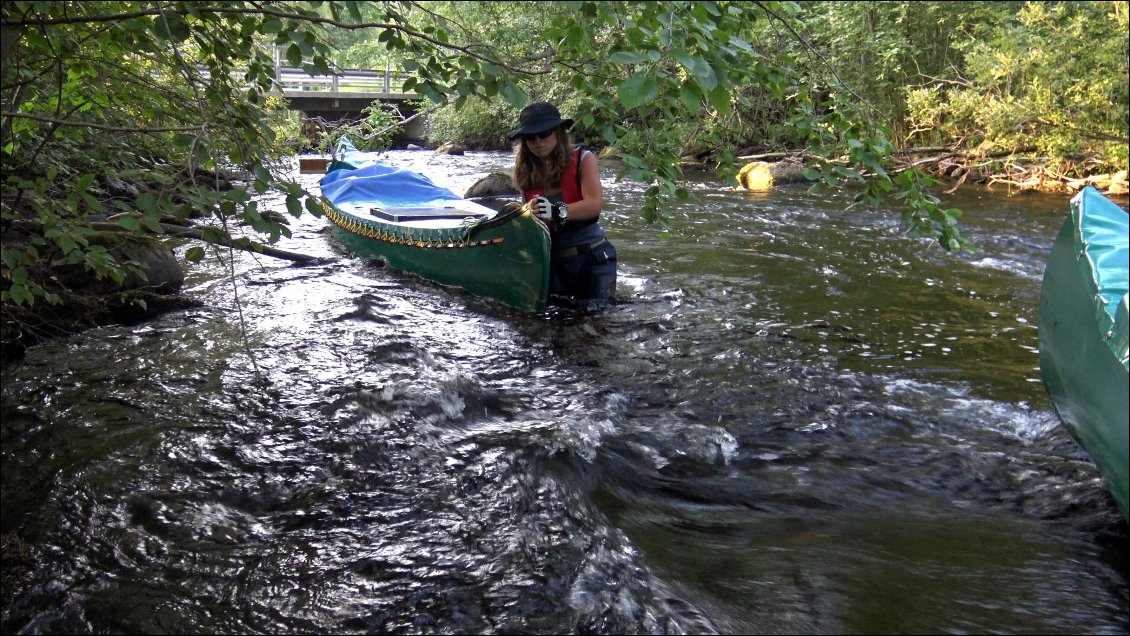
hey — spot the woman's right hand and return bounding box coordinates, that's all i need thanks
[526,196,553,220]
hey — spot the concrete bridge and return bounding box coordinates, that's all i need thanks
[269,64,427,143]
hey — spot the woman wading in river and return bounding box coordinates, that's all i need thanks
[510,102,616,308]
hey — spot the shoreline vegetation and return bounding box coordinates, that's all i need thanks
[414,138,1130,197]
[718,146,1129,196]
[387,135,1130,197]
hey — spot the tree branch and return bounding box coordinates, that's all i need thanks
[752,1,880,119]
[2,5,542,76]
[7,218,331,264]
[1,111,203,132]
[91,221,331,265]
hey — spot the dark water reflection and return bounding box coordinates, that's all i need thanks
[2,151,1126,634]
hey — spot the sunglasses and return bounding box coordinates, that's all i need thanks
[522,129,556,142]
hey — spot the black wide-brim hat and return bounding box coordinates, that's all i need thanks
[507,102,573,140]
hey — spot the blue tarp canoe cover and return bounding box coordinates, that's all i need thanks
[320,162,464,209]
[1073,185,1130,369]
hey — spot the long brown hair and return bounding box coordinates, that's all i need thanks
[512,127,573,194]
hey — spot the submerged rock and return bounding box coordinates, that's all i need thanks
[436,142,466,155]
[2,232,188,361]
[464,172,518,198]
[52,232,184,293]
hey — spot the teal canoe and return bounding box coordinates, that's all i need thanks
[1038,185,1129,520]
[316,141,549,313]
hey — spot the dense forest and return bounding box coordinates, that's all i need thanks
[2,1,1127,352]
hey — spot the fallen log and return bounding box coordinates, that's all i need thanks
[735,151,800,161]
[90,221,331,265]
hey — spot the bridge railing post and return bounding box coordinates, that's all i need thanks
[273,46,282,94]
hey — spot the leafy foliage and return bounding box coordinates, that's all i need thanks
[2,0,334,308]
[904,1,1129,172]
[317,101,403,154]
[389,1,975,246]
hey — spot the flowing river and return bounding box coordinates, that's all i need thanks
[2,150,1127,634]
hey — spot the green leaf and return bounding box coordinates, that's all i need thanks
[82,193,103,212]
[201,227,227,244]
[500,83,526,109]
[669,51,718,93]
[618,75,659,109]
[136,192,156,212]
[193,143,211,167]
[8,282,32,306]
[143,211,164,233]
[157,12,190,42]
[305,197,325,217]
[609,51,650,65]
[117,216,142,232]
[707,85,731,116]
[75,173,96,193]
[184,246,206,262]
[564,25,586,47]
[679,80,703,109]
[286,44,302,67]
[286,195,302,217]
[57,234,77,254]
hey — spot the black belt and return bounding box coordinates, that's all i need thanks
[552,238,607,260]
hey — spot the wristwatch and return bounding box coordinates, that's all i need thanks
[552,201,568,225]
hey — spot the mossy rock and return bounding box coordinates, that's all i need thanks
[51,232,184,294]
[2,232,190,362]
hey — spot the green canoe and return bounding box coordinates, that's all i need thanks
[317,143,549,313]
[1038,185,1129,520]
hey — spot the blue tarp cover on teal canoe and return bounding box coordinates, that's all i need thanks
[1073,185,1130,369]
[319,138,463,210]
[320,162,463,209]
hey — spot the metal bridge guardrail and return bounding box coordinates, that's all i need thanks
[272,66,416,96]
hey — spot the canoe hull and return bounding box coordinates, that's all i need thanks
[316,140,550,312]
[1038,187,1129,519]
[324,202,550,313]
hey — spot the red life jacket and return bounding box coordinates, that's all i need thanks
[522,148,585,204]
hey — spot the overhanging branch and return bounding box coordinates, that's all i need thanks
[1,111,203,133]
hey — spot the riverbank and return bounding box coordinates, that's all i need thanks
[712,146,1129,197]
[0,167,320,363]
